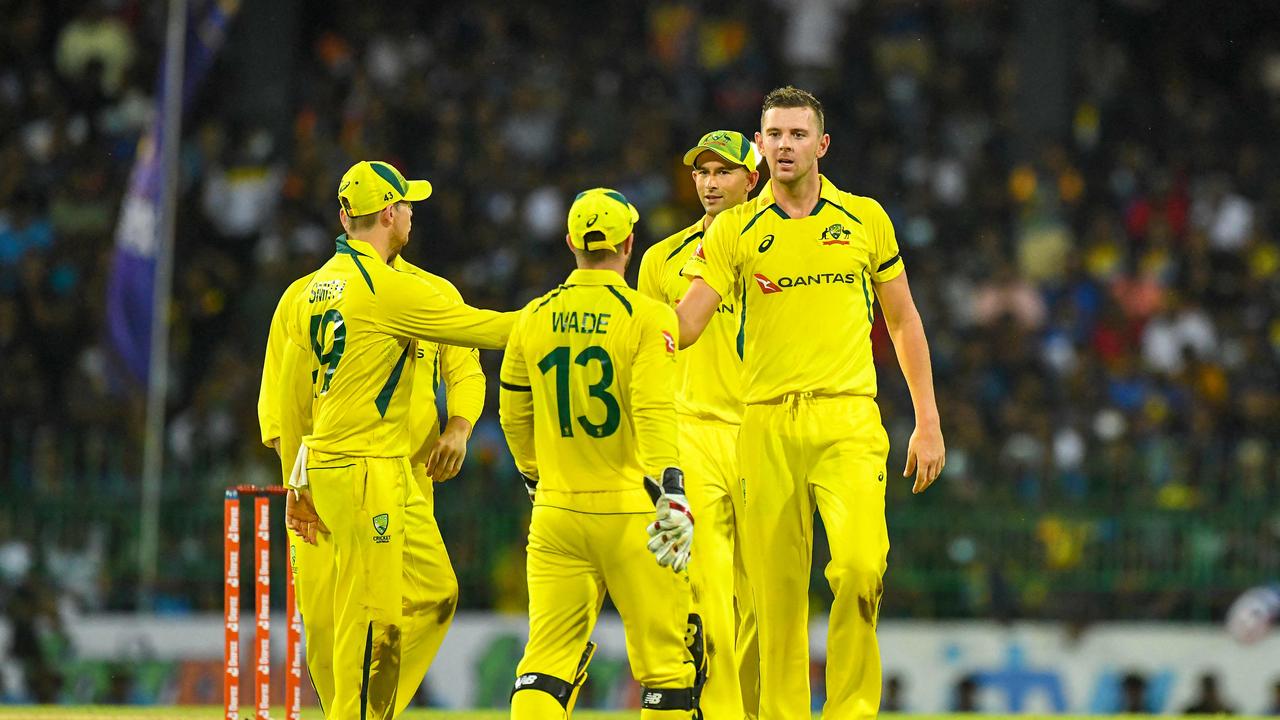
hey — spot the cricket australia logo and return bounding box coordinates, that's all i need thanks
[372,513,390,543]
[820,223,852,246]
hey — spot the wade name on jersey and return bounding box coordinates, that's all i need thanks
[551,311,612,335]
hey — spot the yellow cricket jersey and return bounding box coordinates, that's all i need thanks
[682,176,904,404]
[259,272,317,471]
[498,268,680,514]
[281,234,512,458]
[638,217,743,426]
[258,258,486,471]
[397,260,485,470]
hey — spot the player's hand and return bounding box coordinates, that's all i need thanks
[286,487,329,545]
[904,420,945,494]
[522,474,538,504]
[644,468,694,572]
[425,419,471,482]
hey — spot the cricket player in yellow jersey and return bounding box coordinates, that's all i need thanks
[638,130,760,720]
[500,188,700,719]
[259,253,485,712]
[278,160,514,720]
[678,88,946,720]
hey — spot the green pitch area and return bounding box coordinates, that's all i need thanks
[0,710,1270,720]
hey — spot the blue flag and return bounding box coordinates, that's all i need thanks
[106,0,239,383]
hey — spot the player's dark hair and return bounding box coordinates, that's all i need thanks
[761,86,825,134]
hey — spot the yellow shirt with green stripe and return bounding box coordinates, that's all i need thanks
[638,217,743,426]
[682,176,904,404]
[499,268,680,514]
[280,234,511,459]
[258,258,487,476]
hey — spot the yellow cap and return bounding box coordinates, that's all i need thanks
[567,188,639,252]
[337,160,432,217]
[682,130,757,168]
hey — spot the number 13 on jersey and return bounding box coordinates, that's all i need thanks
[537,345,619,438]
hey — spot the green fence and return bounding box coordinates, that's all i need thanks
[3,427,1276,620]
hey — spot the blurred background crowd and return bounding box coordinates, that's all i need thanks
[2,0,1279,698]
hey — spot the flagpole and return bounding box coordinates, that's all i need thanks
[139,0,188,610]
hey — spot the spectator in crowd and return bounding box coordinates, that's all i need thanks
[953,674,979,713]
[1120,671,1149,714]
[0,0,1275,631]
[1183,672,1236,716]
[882,673,905,712]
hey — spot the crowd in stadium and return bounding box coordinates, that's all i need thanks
[1,0,1277,636]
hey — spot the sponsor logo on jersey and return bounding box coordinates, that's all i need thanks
[372,513,390,543]
[820,223,852,245]
[662,330,676,355]
[693,243,705,260]
[644,691,665,705]
[753,273,783,294]
[775,272,859,288]
[515,674,538,688]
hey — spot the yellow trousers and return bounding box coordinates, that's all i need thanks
[512,506,696,720]
[678,417,755,720]
[738,395,890,720]
[295,452,458,718]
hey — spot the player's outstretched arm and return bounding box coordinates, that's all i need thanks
[377,269,515,349]
[876,270,945,493]
[675,278,721,348]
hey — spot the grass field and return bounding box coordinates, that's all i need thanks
[0,710,1266,720]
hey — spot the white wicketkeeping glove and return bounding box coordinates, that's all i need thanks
[644,468,694,573]
[1226,584,1280,644]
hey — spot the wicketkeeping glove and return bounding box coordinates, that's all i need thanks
[644,467,693,572]
[522,474,538,504]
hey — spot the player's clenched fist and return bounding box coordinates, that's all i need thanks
[644,468,694,572]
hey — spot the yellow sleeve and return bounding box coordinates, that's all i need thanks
[637,243,664,303]
[374,269,515,349]
[680,211,738,300]
[498,311,537,478]
[441,344,485,426]
[256,294,289,447]
[274,337,313,475]
[630,302,680,477]
[865,198,905,284]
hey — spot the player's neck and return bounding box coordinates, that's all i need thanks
[352,232,396,265]
[576,260,627,278]
[772,171,821,218]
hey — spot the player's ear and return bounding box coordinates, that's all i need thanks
[565,234,576,253]
[623,234,635,255]
[746,170,760,193]
[816,133,831,159]
[338,208,350,232]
